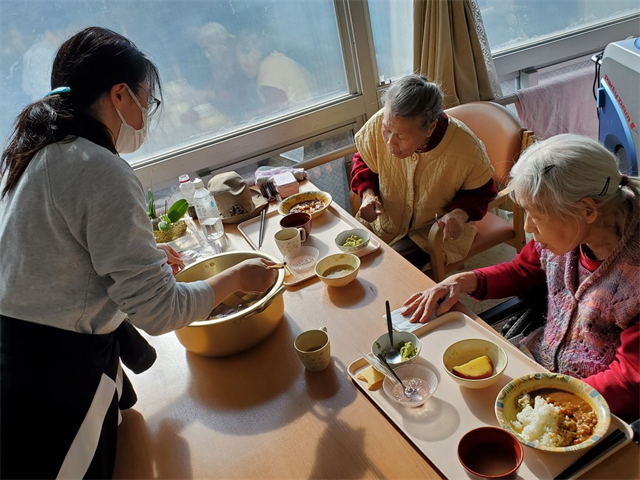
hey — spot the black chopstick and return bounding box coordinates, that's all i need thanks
[554,428,626,480]
[258,209,266,249]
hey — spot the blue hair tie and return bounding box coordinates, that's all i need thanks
[44,86,71,98]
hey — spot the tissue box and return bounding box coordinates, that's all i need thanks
[272,172,299,199]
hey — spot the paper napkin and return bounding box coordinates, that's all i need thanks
[383,306,437,332]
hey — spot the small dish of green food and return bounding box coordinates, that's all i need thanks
[335,229,371,253]
[372,331,421,366]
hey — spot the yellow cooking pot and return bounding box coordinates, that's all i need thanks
[174,251,286,357]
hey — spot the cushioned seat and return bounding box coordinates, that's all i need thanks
[466,213,515,258]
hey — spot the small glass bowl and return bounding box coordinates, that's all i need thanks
[383,364,438,408]
[285,246,320,274]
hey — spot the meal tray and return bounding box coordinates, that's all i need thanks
[348,312,632,480]
[237,205,380,286]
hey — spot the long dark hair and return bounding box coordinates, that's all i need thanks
[1,27,161,197]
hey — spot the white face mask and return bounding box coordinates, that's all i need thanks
[114,85,148,154]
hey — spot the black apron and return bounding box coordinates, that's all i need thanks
[1,316,156,479]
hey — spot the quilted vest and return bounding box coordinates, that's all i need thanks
[354,110,494,264]
[524,195,640,378]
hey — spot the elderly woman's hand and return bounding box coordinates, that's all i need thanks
[401,272,479,323]
[359,190,383,223]
[439,209,469,241]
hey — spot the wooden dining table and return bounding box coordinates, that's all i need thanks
[113,186,639,479]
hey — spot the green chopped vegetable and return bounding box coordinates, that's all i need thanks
[398,341,417,361]
[380,341,417,361]
[343,234,364,247]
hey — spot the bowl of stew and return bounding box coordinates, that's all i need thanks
[278,191,332,218]
[495,372,611,453]
[174,251,286,357]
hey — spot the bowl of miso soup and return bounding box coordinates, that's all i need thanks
[315,253,360,287]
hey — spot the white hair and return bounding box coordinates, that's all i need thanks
[509,133,639,219]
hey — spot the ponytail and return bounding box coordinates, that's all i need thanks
[1,92,114,197]
[621,174,640,200]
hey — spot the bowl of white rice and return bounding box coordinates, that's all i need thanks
[495,372,611,453]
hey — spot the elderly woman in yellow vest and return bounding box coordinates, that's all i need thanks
[351,74,496,268]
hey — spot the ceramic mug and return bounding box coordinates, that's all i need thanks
[280,212,312,237]
[274,227,306,257]
[294,327,331,372]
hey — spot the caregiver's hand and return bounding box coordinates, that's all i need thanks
[439,209,468,241]
[401,272,479,323]
[358,190,383,223]
[205,258,278,310]
[234,258,278,294]
[157,244,183,274]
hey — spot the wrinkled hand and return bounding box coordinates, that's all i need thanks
[234,258,278,294]
[401,279,463,324]
[359,195,383,223]
[157,244,183,274]
[439,209,468,241]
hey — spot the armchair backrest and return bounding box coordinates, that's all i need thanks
[445,102,525,186]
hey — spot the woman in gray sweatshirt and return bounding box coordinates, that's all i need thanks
[0,27,276,479]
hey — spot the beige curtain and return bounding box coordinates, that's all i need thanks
[413,0,501,108]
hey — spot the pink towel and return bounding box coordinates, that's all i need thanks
[515,66,598,140]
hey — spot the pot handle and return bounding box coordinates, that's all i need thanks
[242,284,287,318]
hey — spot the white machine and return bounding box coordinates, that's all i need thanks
[596,37,640,175]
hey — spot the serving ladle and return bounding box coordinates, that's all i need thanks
[376,353,417,398]
[384,300,401,365]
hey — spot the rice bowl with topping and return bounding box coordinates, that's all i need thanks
[495,372,610,453]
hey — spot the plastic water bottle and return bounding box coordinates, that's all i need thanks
[178,174,197,219]
[193,178,224,243]
[178,174,196,205]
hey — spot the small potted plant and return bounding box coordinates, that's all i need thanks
[147,189,189,243]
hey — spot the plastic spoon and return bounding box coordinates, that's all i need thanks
[384,300,401,365]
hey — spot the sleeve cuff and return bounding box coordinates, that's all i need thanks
[187,280,215,322]
[470,270,488,300]
[447,202,477,221]
[356,179,379,198]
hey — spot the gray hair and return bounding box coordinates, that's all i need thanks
[382,74,444,130]
[509,133,639,219]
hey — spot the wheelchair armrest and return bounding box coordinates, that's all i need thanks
[478,284,548,327]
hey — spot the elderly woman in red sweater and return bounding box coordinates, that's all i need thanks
[351,74,496,269]
[403,134,640,421]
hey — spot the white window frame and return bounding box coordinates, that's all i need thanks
[135,0,381,190]
[493,14,640,80]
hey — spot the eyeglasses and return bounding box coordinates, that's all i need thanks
[147,95,161,116]
[126,84,162,117]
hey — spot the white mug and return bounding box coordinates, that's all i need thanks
[294,327,331,372]
[274,227,306,257]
